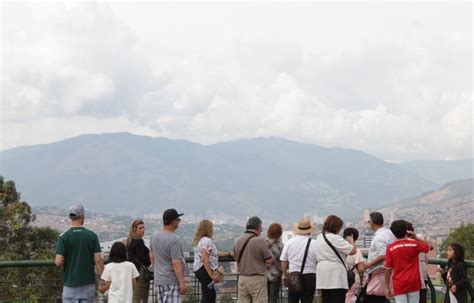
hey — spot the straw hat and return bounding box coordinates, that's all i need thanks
[293,217,316,235]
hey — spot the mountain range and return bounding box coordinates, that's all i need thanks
[0,132,472,221]
[379,178,473,235]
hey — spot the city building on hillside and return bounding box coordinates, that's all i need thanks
[101,237,151,255]
[363,231,374,248]
[144,213,162,220]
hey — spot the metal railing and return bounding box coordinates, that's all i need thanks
[0,257,472,302]
[0,257,241,303]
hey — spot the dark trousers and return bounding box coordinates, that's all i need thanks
[288,273,316,303]
[365,295,389,303]
[194,266,216,303]
[419,287,427,303]
[321,289,347,303]
[268,278,281,303]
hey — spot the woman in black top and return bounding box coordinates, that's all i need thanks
[127,219,151,303]
[441,243,469,303]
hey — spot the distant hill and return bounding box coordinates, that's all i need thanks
[0,132,471,221]
[394,178,473,208]
[397,159,473,185]
[379,179,473,236]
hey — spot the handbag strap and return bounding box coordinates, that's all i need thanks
[299,238,312,274]
[322,232,354,271]
[237,234,257,264]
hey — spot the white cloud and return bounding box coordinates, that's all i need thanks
[2,2,157,121]
[1,2,472,161]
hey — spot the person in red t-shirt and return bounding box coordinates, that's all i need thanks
[384,220,430,303]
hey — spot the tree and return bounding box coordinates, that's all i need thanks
[440,223,474,281]
[440,224,474,260]
[0,176,61,300]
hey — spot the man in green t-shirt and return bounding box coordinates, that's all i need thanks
[55,204,104,302]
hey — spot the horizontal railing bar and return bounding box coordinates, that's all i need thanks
[1,257,473,268]
[0,260,56,268]
[0,256,236,268]
[428,258,474,267]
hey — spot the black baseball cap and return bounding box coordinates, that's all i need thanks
[163,208,184,223]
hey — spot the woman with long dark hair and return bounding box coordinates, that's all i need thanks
[126,219,151,303]
[441,243,469,303]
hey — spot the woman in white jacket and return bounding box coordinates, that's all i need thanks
[316,215,356,303]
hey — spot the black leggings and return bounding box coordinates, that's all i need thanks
[365,295,389,303]
[321,288,347,303]
[194,266,216,303]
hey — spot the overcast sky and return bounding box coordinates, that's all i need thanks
[1,1,472,161]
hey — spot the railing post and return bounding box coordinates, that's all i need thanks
[427,276,436,303]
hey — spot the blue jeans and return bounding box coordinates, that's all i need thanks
[394,291,420,303]
[62,284,96,303]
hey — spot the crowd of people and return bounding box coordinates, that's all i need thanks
[54,204,470,303]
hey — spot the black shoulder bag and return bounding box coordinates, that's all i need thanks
[322,232,356,289]
[287,238,312,294]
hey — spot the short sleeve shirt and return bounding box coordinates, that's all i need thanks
[280,235,317,274]
[193,237,218,272]
[367,227,395,273]
[151,230,185,286]
[101,261,140,303]
[316,233,354,289]
[55,227,102,286]
[234,231,272,276]
[385,239,430,296]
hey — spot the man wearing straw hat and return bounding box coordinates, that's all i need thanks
[281,217,318,303]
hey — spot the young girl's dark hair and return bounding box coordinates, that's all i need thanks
[343,227,359,242]
[448,243,465,264]
[109,241,128,263]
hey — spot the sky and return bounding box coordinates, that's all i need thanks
[1,1,472,161]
